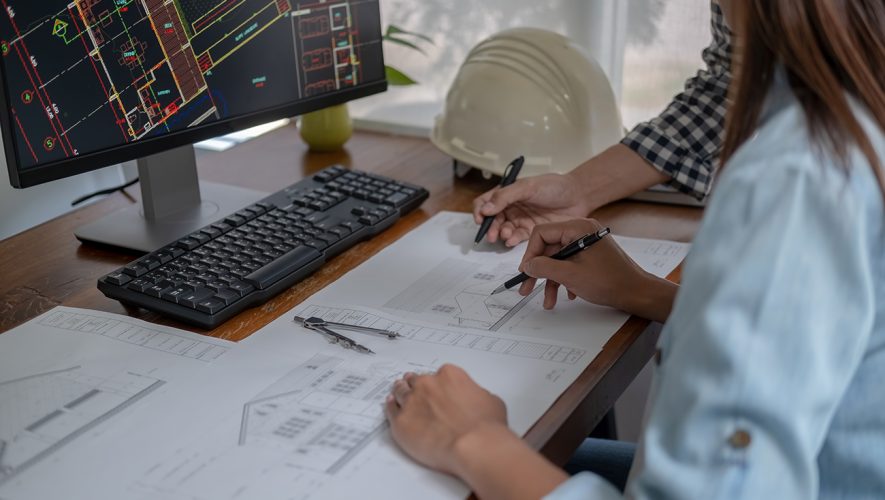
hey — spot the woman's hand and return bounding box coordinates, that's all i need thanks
[385,365,508,475]
[519,219,678,322]
[386,365,570,499]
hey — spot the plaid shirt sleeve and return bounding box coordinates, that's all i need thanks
[621,0,733,200]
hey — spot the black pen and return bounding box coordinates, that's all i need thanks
[490,227,611,295]
[474,156,525,246]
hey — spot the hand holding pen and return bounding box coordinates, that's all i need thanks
[497,219,663,312]
[474,156,525,246]
[491,226,610,295]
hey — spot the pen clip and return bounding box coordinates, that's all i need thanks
[501,156,525,184]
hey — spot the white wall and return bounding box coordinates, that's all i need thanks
[0,138,130,240]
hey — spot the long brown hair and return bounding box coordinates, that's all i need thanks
[722,0,885,193]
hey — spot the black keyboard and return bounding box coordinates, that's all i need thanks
[98,165,428,328]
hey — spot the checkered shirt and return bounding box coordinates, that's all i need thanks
[621,0,732,200]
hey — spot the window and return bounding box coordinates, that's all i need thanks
[351,1,713,137]
[620,0,712,128]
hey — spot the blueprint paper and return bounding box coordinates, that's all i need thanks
[126,306,596,500]
[0,213,689,499]
[262,211,692,351]
[120,212,689,500]
[0,307,233,498]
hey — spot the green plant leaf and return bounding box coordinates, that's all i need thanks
[385,24,434,45]
[385,66,418,86]
[383,35,427,55]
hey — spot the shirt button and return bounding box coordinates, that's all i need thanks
[654,348,662,365]
[728,429,752,449]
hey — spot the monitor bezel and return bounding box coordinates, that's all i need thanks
[0,44,386,188]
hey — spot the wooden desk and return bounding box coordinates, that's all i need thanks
[0,126,702,465]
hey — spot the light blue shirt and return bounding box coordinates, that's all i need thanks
[547,77,885,499]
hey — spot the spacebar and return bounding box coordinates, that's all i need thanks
[244,246,322,289]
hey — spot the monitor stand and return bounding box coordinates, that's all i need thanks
[75,145,267,253]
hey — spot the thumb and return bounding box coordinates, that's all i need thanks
[480,181,532,216]
[523,256,575,287]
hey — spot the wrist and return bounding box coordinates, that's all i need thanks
[621,273,679,323]
[450,422,517,479]
[570,144,670,213]
[450,422,569,499]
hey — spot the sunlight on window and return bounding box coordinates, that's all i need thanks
[621,0,712,128]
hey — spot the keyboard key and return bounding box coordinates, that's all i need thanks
[201,227,222,239]
[161,285,192,303]
[104,271,132,285]
[155,250,174,264]
[359,215,380,226]
[235,209,257,221]
[383,192,410,207]
[340,220,364,232]
[211,222,233,233]
[228,280,256,296]
[122,264,148,277]
[126,278,153,292]
[176,238,200,250]
[230,267,250,278]
[246,204,267,216]
[214,288,241,304]
[224,214,246,226]
[178,288,215,309]
[312,218,343,231]
[191,232,211,244]
[304,239,328,250]
[252,255,273,266]
[319,232,341,245]
[196,297,227,314]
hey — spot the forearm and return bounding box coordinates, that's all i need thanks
[568,144,669,214]
[619,273,679,324]
[452,424,568,500]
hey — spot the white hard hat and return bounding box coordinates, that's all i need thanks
[432,27,623,178]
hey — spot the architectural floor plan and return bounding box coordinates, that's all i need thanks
[0,366,163,485]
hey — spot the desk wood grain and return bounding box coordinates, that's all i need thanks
[0,126,702,465]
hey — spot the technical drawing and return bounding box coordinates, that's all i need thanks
[0,366,164,485]
[133,353,434,500]
[383,258,540,331]
[239,354,422,474]
[296,305,588,365]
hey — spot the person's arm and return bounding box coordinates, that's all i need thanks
[451,424,569,500]
[620,158,876,499]
[565,145,670,218]
[474,1,733,246]
[618,0,732,201]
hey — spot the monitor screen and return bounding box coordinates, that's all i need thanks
[0,0,385,187]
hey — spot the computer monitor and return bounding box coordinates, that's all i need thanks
[0,0,386,251]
